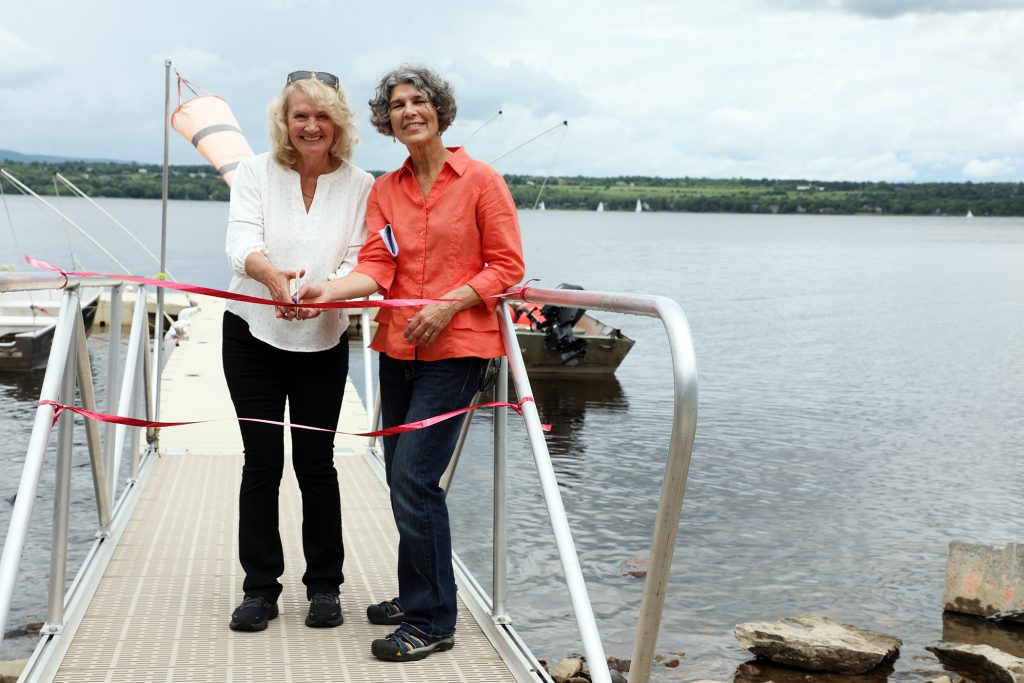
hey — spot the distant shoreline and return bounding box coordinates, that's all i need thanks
[2,159,1023,217]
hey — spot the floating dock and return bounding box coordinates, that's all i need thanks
[31,298,530,682]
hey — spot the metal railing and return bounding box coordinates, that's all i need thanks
[0,275,173,649]
[1,278,696,683]
[364,285,698,683]
[499,285,698,683]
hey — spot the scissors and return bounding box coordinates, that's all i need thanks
[290,270,303,318]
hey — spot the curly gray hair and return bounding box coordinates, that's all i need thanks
[367,64,458,137]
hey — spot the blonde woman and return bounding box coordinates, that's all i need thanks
[223,71,372,632]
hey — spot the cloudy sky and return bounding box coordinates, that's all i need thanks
[2,0,1023,181]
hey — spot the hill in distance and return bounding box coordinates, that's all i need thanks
[0,149,127,164]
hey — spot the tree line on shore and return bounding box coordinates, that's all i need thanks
[2,160,1023,216]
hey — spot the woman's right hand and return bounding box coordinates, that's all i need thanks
[243,253,305,321]
[296,272,381,320]
[266,267,303,320]
[295,282,326,320]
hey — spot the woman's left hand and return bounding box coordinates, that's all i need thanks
[404,302,456,346]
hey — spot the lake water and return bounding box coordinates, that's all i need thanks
[2,195,1024,681]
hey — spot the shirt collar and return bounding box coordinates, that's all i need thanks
[397,146,470,178]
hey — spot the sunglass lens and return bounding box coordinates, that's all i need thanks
[315,72,339,87]
[286,70,339,88]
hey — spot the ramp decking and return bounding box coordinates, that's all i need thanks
[49,298,519,682]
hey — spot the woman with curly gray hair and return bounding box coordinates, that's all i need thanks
[223,70,373,633]
[297,64,524,662]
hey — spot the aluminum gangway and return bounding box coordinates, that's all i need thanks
[0,276,697,683]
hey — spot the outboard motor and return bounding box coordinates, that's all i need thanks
[538,283,588,366]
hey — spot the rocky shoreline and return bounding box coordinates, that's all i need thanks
[539,543,1024,683]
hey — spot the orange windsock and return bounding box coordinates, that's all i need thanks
[172,80,254,187]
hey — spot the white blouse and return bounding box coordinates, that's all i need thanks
[225,152,373,351]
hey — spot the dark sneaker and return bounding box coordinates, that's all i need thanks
[305,592,344,628]
[371,628,455,662]
[229,595,278,631]
[366,597,404,625]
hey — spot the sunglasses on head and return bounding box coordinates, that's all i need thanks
[286,70,340,89]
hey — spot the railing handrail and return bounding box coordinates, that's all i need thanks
[0,278,162,655]
[499,284,699,683]
[0,274,126,293]
[2,279,697,683]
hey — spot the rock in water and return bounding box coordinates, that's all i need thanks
[620,556,649,578]
[926,642,1024,683]
[734,613,902,674]
[551,657,583,682]
[943,542,1024,621]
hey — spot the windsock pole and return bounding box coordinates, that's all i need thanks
[155,59,171,430]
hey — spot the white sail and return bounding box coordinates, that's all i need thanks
[538,201,545,211]
[966,209,974,218]
[596,202,604,212]
[635,199,642,213]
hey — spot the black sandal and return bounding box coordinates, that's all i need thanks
[371,628,455,662]
[366,597,404,625]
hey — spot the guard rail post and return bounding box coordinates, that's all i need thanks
[45,298,79,634]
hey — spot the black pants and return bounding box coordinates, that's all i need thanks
[221,311,348,602]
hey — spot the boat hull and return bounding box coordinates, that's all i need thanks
[0,291,100,371]
[346,309,634,378]
[513,328,634,377]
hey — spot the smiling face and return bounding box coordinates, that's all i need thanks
[388,83,439,147]
[286,89,335,163]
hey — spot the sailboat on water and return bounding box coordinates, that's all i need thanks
[596,202,604,212]
[537,201,545,211]
[966,209,974,218]
[635,199,643,213]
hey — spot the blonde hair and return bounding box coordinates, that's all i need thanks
[267,78,357,168]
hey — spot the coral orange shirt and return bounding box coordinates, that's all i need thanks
[353,147,525,361]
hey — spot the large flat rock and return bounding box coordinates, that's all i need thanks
[734,613,901,674]
[926,642,1024,683]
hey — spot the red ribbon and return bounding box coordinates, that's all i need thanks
[30,259,550,438]
[25,256,532,309]
[40,397,551,436]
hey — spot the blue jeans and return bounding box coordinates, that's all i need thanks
[379,353,487,639]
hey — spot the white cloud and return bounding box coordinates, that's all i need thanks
[778,0,1024,17]
[962,158,1018,178]
[0,27,52,77]
[164,47,231,75]
[806,152,917,181]
[705,107,767,159]
[1,0,1023,180]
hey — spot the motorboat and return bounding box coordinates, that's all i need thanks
[0,288,100,371]
[510,284,634,378]
[345,286,634,378]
